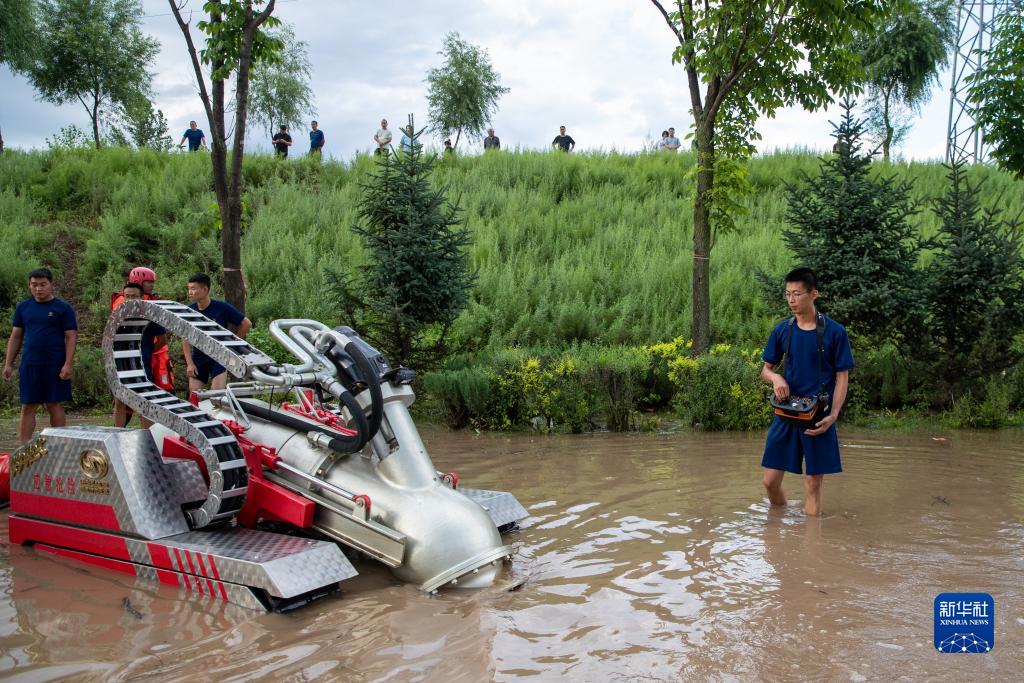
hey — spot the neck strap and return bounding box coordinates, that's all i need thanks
[783,310,827,394]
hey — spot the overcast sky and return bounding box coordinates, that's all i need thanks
[0,0,955,160]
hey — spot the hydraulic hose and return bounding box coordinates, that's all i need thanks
[237,398,370,455]
[324,339,384,441]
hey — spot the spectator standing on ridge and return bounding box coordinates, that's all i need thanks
[272,124,292,157]
[552,125,575,152]
[657,130,669,150]
[3,268,78,444]
[181,273,252,393]
[399,125,419,153]
[309,120,325,156]
[178,120,207,151]
[374,119,392,155]
[444,139,454,155]
[665,127,681,152]
[484,128,500,150]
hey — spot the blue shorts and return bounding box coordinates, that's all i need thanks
[192,356,226,384]
[761,417,842,475]
[19,363,72,405]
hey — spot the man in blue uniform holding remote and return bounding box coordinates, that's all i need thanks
[3,268,78,443]
[181,273,251,393]
[760,268,854,516]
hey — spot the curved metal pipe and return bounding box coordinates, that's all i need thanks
[288,326,337,373]
[268,319,331,372]
[250,368,318,386]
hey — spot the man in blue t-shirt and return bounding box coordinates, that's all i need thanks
[760,268,854,516]
[399,125,419,153]
[178,120,207,151]
[309,120,325,156]
[181,273,252,392]
[3,268,78,444]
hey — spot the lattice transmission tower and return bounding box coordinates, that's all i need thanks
[946,0,1021,164]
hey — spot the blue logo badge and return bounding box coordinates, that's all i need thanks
[934,593,994,653]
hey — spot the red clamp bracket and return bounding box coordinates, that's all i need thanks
[353,494,372,521]
[441,472,459,489]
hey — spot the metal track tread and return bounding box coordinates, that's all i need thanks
[103,299,276,528]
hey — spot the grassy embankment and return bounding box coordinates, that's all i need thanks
[0,147,1022,429]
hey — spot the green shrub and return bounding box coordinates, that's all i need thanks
[574,345,649,431]
[640,337,690,409]
[424,345,648,432]
[70,345,111,409]
[944,382,1015,429]
[671,345,772,431]
[1005,361,1024,410]
[423,365,494,429]
[850,341,921,410]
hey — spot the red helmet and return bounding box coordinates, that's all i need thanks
[128,267,156,285]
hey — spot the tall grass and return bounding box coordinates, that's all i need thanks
[1,146,1021,353]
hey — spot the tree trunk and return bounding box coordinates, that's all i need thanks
[222,6,260,311]
[691,125,714,356]
[209,76,231,284]
[91,93,101,149]
[168,0,274,312]
[882,93,892,162]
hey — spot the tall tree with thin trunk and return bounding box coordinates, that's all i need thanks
[426,32,509,150]
[108,95,174,151]
[169,0,283,310]
[0,0,38,152]
[648,0,881,354]
[28,0,159,149]
[967,8,1024,178]
[855,0,954,161]
[248,22,315,138]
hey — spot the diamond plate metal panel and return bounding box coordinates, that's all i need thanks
[161,458,209,504]
[458,487,528,530]
[159,528,358,598]
[10,427,194,539]
[132,560,266,610]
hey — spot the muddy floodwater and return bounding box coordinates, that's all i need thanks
[1,426,1022,680]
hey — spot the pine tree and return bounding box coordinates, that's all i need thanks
[783,99,924,344]
[326,115,474,368]
[923,161,1024,399]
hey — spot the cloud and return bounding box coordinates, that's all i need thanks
[0,0,954,161]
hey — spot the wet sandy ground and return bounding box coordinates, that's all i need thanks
[1,427,1022,680]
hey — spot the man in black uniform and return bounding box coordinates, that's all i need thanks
[552,125,575,152]
[272,124,293,157]
[484,128,500,150]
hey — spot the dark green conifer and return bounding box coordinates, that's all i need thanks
[326,115,474,368]
[923,161,1024,398]
[783,99,924,345]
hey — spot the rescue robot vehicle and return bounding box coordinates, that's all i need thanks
[4,299,527,611]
